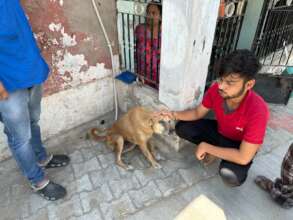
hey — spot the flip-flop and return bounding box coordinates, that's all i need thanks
[39,154,70,169]
[31,180,67,201]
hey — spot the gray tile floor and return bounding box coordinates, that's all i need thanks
[0,102,292,220]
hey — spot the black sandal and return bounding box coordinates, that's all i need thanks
[40,154,70,169]
[32,180,67,201]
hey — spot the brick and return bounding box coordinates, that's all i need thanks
[97,153,116,169]
[155,172,187,197]
[69,150,84,164]
[24,208,48,220]
[66,174,93,199]
[89,166,121,189]
[134,168,166,186]
[30,193,51,214]
[78,209,103,220]
[80,184,113,213]
[100,194,136,219]
[109,175,140,198]
[128,181,162,208]
[81,148,97,161]
[178,166,208,186]
[47,194,83,220]
[72,157,101,179]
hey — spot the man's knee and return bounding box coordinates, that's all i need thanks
[219,167,245,187]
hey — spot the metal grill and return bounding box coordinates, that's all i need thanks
[206,0,247,85]
[117,0,162,89]
[252,0,293,75]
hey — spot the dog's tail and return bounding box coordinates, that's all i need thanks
[86,128,107,141]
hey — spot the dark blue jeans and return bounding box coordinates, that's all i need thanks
[176,119,253,185]
[0,85,47,185]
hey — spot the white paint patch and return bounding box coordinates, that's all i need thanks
[49,23,62,32]
[55,52,87,77]
[84,37,92,42]
[53,51,117,88]
[50,0,63,6]
[60,27,77,47]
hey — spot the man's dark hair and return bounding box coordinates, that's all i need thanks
[215,49,261,81]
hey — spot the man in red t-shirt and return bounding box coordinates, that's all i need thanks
[158,49,269,187]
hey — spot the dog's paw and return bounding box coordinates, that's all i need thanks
[154,152,166,161]
[125,165,134,171]
[153,163,162,169]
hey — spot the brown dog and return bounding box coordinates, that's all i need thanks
[88,106,166,170]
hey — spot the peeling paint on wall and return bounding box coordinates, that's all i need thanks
[21,0,119,96]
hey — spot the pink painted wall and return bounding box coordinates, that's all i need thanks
[21,0,119,96]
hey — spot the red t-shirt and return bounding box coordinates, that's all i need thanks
[202,83,269,144]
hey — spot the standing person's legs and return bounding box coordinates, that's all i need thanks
[0,88,67,200]
[28,85,69,168]
[0,89,44,185]
[28,85,47,163]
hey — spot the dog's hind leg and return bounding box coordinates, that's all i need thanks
[122,143,136,154]
[138,142,162,169]
[113,135,134,170]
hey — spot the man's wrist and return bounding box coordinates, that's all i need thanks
[171,111,178,120]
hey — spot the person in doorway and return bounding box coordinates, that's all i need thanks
[255,143,293,209]
[134,1,162,89]
[157,49,269,187]
[0,0,69,200]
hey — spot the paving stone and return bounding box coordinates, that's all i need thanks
[89,166,121,189]
[47,194,83,220]
[0,187,10,207]
[161,159,193,176]
[81,147,98,161]
[97,153,116,169]
[72,157,101,179]
[155,172,188,197]
[128,181,162,208]
[69,150,84,164]
[78,208,103,220]
[100,194,136,220]
[134,168,166,186]
[62,139,91,153]
[91,142,112,155]
[24,207,48,220]
[29,193,51,214]
[109,175,141,198]
[66,174,93,199]
[80,184,113,213]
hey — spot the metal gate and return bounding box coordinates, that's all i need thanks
[116,0,162,89]
[252,0,293,75]
[206,0,248,85]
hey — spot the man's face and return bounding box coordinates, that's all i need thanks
[217,73,253,100]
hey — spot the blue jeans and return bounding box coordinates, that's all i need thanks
[0,85,47,185]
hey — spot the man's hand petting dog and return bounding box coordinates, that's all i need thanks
[154,109,177,121]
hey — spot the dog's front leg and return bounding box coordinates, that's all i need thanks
[148,141,166,161]
[113,135,134,170]
[138,142,162,169]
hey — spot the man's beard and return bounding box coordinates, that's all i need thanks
[218,84,246,100]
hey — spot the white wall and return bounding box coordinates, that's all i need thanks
[159,0,220,110]
[0,77,115,161]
